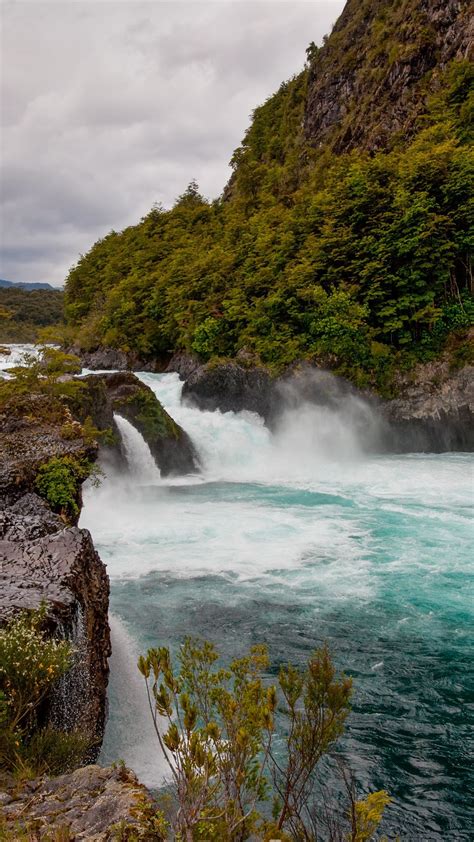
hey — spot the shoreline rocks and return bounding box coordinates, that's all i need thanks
[0,764,152,840]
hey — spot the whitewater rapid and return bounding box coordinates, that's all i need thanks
[80,373,472,838]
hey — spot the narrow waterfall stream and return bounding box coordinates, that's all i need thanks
[114,414,161,483]
[81,373,473,838]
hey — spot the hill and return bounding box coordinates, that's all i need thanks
[64,0,473,394]
[0,279,56,291]
[0,286,65,343]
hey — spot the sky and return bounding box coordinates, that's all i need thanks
[1,0,345,287]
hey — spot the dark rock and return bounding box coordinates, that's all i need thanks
[167,351,203,379]
[182,362,275,420]
[0,764,151,840]
[0,526,110,747]
[68,345,168,372]
[0,492,62,541]
[84,371,200,476]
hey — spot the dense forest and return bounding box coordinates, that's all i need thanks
[0,287,65,343]
[65,0,473,393]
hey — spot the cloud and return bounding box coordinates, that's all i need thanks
[0,0,345,286]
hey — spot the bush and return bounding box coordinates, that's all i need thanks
[0,606,89,778]
[134,638,392,841]
[35,455,98,520]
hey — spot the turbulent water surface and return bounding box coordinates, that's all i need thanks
[75,372,472,839]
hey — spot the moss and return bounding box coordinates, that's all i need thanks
[119,390,180,441]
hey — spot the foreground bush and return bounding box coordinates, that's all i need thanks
[134,639,391,841]
[0,607,89,780]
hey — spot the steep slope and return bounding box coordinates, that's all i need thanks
[304,0,472,152]
[64,0,473,394]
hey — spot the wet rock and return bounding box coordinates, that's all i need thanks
[84,371,200,476]
[0,493,62,541]
[69,345,167,372]
[182,361,275,421]
[0,765,151,840]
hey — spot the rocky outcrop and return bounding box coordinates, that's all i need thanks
[0,503,110,749]
[70,345,166,372]
[0,396,110,753]
[82,371,200,476]
[182,362,275,421]
[180,358,473,453]
[0,764,151,840]
[0,395,97,512]
[304,0,472,153]
[382,359,474,452]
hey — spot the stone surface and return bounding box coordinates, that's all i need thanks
[0,765,151,840]
[0,525,110,745]
[182,361,275,421]
[382,359,474,452]
[83,371,200,476]
[70,345,166,372]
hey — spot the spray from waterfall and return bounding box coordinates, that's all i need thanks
[99,614,169,787]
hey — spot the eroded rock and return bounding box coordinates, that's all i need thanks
[0,525,110,746]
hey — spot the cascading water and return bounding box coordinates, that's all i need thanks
[80,373,473,839]
[114,414,161,483]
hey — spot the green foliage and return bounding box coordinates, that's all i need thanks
[0,606,88,780]
[35,455,98,520]
[135,639,391,841]
[64,23,473,391]
[118,390,179,440]
[0,346,84,410]
[0,288,64,343]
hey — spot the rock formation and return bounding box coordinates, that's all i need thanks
[0,764,152,840]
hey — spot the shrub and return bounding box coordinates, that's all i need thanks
[135,638,391,841]
[35,455,99,520]
[0,606,88,778]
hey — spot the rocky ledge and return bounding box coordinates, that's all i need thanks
[177,356,473,453]
[79,371,200,476]
[0,394,111,753]
[0,764,151,840]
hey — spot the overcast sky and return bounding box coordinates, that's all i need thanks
[1,0,344,287]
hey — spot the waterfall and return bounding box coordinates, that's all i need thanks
[99,615,170,787]
[114,414,161,483]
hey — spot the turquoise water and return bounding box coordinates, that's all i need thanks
[81,373,474,839]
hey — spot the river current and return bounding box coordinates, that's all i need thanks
[79,372,474,839]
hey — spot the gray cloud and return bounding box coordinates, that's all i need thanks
[1,0,344,286]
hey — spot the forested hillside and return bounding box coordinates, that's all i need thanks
[0,287,65,343]
[65,0,473,393]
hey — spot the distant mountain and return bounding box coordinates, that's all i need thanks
[0,279,58,291]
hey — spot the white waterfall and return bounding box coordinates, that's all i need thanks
[114,414,161,483]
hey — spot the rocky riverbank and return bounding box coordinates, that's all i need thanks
[176,354,474,454]
[0,357,200,836]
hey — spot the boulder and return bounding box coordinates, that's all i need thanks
[83,371,200,476]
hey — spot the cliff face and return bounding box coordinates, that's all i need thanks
[0,395,110,753]
[0,511,110,747]
[304,0,473,152]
